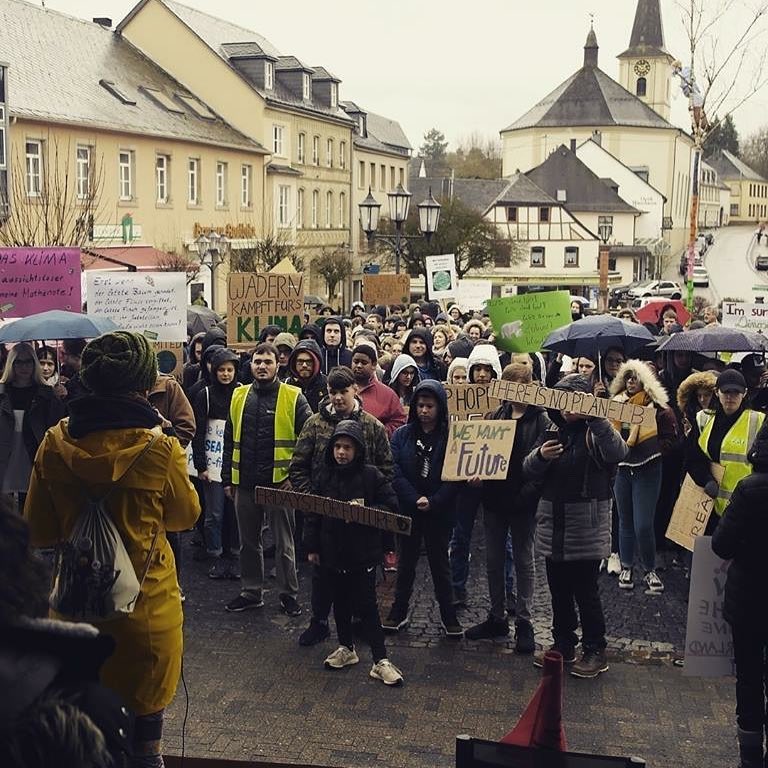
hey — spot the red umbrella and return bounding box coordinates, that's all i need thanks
[635,298,691,327]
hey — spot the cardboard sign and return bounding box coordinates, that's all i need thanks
[425,254,457,300]
[722,301,768,334]
[442,420,516,481]
[489,379,657,429]
[0,247,81,316]
[457,279,492,311]
[666,466,724,551]
[253,486,411,535]
[445,383,494,420]
[683,535,735,677]
[154,342,184,379]
[487,291,571,353]
[362,273,410,307]
[86,271,187,341]
[227,272,304,349]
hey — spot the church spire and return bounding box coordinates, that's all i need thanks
[583,24,598,68]
[619,0,669,58]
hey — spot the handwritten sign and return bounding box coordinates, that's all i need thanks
[445,383,494,420]
[489,379,657,429]
[185,419,225,481]
[683,536,735,677]
[425,254,457,300]
[154,342,183,379]
[86,272,186,341]
[362,274,410,307]
[487,291,571,353]
[253,486,411,535]
[227,272,304,349]
[442,420,516,481]
[457,279,492,311]
[666,466,724,551]
[0,247,81,316]
[722,301,768,334]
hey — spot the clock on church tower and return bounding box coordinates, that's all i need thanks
[634,59,651,76]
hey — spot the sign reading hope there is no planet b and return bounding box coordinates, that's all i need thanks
[0,247,81,316]
[227,272,304,349]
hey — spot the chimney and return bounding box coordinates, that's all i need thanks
[592,130,602,146]
[569,139,577,152]
[93,17,112,27]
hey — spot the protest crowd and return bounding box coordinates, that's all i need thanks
[2,289,768,768]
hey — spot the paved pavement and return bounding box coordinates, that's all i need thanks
[165,527,738,767]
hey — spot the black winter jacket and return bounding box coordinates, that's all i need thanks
[192,381,240,472]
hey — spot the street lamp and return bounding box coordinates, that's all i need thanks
[597,217,613,312]
[195,230,229,310]
[359,185,441,274]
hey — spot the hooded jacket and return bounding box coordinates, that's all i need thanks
[186,342,225,402]
[676,370,717,435]
[390,379,458,516]
[388,354,421,407]
[403,327,446,382]
[302,420,399,571]
[182,332,206,390]
[23,398,200,715]
[319,316,353,374]
[462,319,485,339]
[285,339,327,413]
[447,357,469,384]
[447,336,474,361]
[299,323,323,346]
[467,343,502,382]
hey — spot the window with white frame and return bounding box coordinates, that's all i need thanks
[530,246,545,267]
[330,83,338,109]
[564,246,579,267]
[76,145,91,199]
[278,185,291,227]
[325,191,332,228]
[272,125,285,157]
[155,154,170,204]
[297,133,305,164]
[326,138,333,168]
[241,164,252,208]
[339,141,346,170]
[312,136,319,165]
[265,61,274,90]
[119,150,134,201]
[312,189,319,228]
[26,140,42,197]
[338,192,346,228]
[188,158,200,205]
[358,160,365,189]
[216,161,228,206]
[302,73,311,100]
[297,188,304,229]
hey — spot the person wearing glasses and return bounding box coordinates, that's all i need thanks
[285,339,328,414]
[0,342,66,507]
[593,347,626,397]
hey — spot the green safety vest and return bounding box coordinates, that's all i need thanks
[229,382,301,485]
[698,408,764,516]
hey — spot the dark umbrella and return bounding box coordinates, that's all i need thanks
[542,315,656,358]
[187,305,222,336]
[657,325,768,353]
[0,310,119,343]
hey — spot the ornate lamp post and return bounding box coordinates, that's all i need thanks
[597,217,613,313]
[195,230,229,310]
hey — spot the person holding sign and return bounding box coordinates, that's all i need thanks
[523,374,628,679]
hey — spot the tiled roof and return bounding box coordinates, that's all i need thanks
[311,66,340,82]
[706,149,766,182]
[408,176,545,215]
[221,42,275,60]
[341,103,411,157]
[618,0,670,59]
[275,55,312,72]
[492,173,558,207]
[1,0,263,151]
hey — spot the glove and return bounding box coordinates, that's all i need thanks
[703,480,719,499]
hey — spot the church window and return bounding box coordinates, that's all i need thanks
[636,77,647,97]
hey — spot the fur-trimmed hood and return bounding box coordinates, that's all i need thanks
[609,360,669,407]
[676,370,717,415]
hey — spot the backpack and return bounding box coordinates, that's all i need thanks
[50,434,160,622]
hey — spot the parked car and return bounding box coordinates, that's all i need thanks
[692,266,709,287]
[699,232,715,246]
[608,282,642,308]
[628,280,683,300]
[757,253,768,271]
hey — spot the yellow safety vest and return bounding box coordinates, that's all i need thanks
[698,408,764,515]
[229,382,301,485]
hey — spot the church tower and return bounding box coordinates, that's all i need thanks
[617,0,675,121]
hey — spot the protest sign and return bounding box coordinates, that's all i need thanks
[457,279,492,311]
[0,247,81,316]
[86,272,186,341]
[186,444,196,477]
[362,274,410,307]
[253,486,412,535]
[666,466,724,551]
[425,254,457,301]
[445,383,494,420]
[487,291,571,353]
[442,420,516,481]
[227,272,304,349]
[683,535,735,677]
[722,300,768,334]
[489,379,657,429]
[154,342,184,379]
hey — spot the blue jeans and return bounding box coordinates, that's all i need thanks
[202,481,225,556]
[614,460,662,572]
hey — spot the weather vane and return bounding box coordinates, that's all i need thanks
[589,11,595,27]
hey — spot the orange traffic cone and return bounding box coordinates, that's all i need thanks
[500,650,567,750]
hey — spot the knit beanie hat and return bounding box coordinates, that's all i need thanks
[81,331,158,395]
[352,341,378,363]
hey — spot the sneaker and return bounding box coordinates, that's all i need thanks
[533,645,576,668]
[643,570,665,595]
[280,594,302,617]
[370,658,403,686]
[570,650,609,679]
[452,587,467,607]
[606,552,622,575]
[324,645,359,669]
[381,606,409,633]
[383,551,398,572]
[440,608,463,638]
[225,593,264,612]
[464,614,510,641]
[618,568,634,590]
[299,619,331,647]
[514,619,535,655]
[207,559,229,580]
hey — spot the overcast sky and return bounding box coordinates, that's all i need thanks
[46,0,768,150]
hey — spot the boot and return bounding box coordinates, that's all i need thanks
[738,728,763,768]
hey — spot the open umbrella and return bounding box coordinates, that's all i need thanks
[542,315,656,358]
[187,305,222,336]
[657,325,768,353]
[0,310,119,343]
[635,299,691,327]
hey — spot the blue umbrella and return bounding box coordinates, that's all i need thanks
[0,310,120,343]
[542,315,656,358]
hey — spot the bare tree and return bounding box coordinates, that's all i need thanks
[156,248,201,284]
[0,135,104,247]
[230,228,305,273]
[314,247,353,299]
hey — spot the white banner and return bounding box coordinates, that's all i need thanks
[457,279,492,311]
[185,419,225,482]
[722,301,768,334]
[425,253,457,300]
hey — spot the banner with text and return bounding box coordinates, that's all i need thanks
[666,466,724,551]
[487,291,571,353]
[442,420,516,481]
[489,379,657,429]
[722,300,768,334]
[362,273,410,307]
[457,279,492,311]
[253,486,411,535]
[86,272,186,341]
[683,536,735,677]
[185,419,225,481]
[0,247,81,316]
[227,272,304,349]
[445,383,494,420]
[425,254,457,301]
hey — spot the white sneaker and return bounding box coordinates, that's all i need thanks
[606,552,621,575]
[618,568,634,590]
[324,645,359,669]
[643,570,664,595]
[370,658,403,686]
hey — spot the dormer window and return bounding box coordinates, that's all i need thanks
[330,83,338,109]
[265,61,274,90]
[358,114,366,137]
[302,73,311,100]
